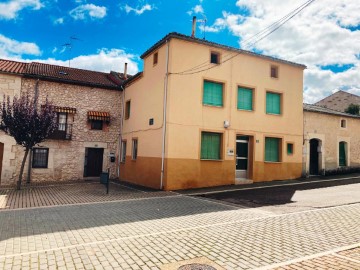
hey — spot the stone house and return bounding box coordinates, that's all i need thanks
[0,59,126,186]
[120,32,306,190]
[303,103,360,175]
[315,90,360,112]
[0,60,26,185]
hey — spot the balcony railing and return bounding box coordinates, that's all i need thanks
[48,123,72,140]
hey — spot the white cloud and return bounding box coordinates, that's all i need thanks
[124,4,152,15]
[53,17,64,25]
[0,34,41,57]
[17,49,139,75]
[69,4,107,20]
[0,0,43,20]
[187,4,204,16]
[209,0,360,103]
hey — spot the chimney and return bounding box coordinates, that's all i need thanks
[191,16,196,38]
[124,62,128,80]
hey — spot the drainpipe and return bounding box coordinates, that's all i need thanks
[117,64,127,178]
[160,40,170,190]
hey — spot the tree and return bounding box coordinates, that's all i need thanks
[345,104,360,115]
[0,93,57,189]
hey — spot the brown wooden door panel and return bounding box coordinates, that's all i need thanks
[85,148,104,177]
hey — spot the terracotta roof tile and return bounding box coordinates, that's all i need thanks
[0,59,27,74]
[304,103,360,118]
[25,62,122,89]
[88,111,110,122]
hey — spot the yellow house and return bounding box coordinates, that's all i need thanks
[120,32,306,190]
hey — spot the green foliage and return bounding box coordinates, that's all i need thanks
[344,103,360,115]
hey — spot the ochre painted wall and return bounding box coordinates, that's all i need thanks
[121,37,304,190]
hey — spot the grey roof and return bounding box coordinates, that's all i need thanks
[303,103,360,118]
[140,32,307,69]
[315,90,360,112]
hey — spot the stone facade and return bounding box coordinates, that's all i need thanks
[316,90,360,112]
[2,78,122,186]
[0,73,22,185]
[303,110,360,175]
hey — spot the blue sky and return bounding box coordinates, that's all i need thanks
[0,0,359,103]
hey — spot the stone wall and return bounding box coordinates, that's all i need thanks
[5,78,123,185]
[0,73,22,185]
[304,111,360,174]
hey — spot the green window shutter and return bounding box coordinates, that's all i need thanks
[201,132,221,160]
[287,143,293,155]
[265,137,280,162]
[237,87,253,110]
[266,92,281,114]
[339,142,347,166]
[203,81,223,106]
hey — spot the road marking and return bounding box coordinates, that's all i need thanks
[187,176,360,196]
[0,193,181,212]
[0,203,358,259]
[254,243,360,270]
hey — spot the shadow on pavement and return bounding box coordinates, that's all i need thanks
[196,177,360,208]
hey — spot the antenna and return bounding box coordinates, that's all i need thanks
[61,36,83,67]
[198,15,207,40]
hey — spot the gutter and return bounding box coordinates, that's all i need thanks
[160,40,170,190]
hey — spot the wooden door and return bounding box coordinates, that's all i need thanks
[84,148,104,177]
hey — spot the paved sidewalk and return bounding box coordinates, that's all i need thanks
[0,194,359,269]
[0,181,173,210]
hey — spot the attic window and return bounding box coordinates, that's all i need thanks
[210,52,220,64]
[59,71,68,75]
[153,52,158,65]
[270,65,279,78]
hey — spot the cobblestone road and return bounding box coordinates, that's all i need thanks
[0,188,359,270]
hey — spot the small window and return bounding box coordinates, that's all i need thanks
[341,119,346,128]
[132,139,138,160]
[203,81,223,107]
[339,141,347,166]
[266,92,281,115]
[287,143,294,155]
[153,52,158,65]
[91,120,103,130]
[210,52,220,64]
[32,148,49,168]
[265,137,281,162]
[125,100,131,119]
[120,141,127,163]
[201,132,222,160]
[237,87,254,111]
[270,65,279,78]
[57,112,67,131]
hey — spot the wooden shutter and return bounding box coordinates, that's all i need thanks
[265,138,280,162]
[266,92,281,114]
[203,81,223,106]
[237,87,253,110]
[201,132,221,160]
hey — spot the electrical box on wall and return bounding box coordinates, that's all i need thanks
[227,149,234,156]
[224,120,230,128]
[109,153,115,162]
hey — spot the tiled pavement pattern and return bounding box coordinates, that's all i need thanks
[0,182,173,210]
[273,248,360,270]
[0,194,359,270]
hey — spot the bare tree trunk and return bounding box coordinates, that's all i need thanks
[17,147,30,190]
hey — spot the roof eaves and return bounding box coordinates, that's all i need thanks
[23,74,121,90]
[140,32,307,69]
[122,72,143,87]
[303,103,360,119]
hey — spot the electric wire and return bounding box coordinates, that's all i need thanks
[172,0,315,75]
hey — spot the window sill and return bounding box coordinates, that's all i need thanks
[264,161,282,164]
[237,108,254,112]
[266,113,281,116]
[202,104,224,108]
[200,159,223,162]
